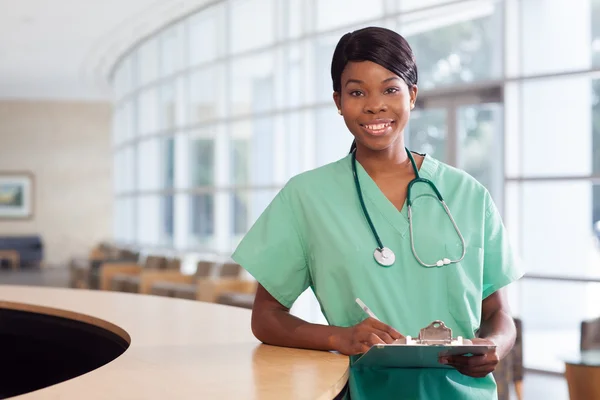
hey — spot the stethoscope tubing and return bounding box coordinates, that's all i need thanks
[351,147,466,267]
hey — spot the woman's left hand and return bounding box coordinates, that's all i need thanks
[439,338,499,378]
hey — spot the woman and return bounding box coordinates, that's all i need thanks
[232,26,523,399]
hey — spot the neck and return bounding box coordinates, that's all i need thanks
[355,141,414,179]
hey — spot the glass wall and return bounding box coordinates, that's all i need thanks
[502,0,599,373]
[111,0,505,250]
[111,0,600,372]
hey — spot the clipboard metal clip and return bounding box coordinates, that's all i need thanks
[403,320,464,346]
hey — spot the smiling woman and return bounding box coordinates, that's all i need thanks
[232,26,523,400]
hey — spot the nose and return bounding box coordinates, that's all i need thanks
[362,94,387,114]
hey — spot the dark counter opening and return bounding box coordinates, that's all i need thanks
[0,307,129,399]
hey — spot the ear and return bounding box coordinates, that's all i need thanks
[333,91,342,112]
[409,85,418,110]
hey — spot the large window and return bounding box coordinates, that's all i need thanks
[505,74,600,372]
[400,0,503,90]
[111,0,600,364]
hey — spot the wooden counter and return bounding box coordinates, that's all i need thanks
[0,286,349,399]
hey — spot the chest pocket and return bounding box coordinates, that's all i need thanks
[445,243,484,337]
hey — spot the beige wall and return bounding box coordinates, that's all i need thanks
[0,100,113,266]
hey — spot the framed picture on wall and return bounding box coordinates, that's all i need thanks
[0,172,34,219]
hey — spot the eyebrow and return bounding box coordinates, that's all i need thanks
[345,77,400,87]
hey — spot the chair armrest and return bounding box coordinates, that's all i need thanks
[69,257,91,269]
[99,262,142,290]
[138,271,195,294]
[196,279,258,303]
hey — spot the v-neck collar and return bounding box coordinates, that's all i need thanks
[346,151,438,238]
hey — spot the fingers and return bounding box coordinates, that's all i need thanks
[447,353,499,368]
[362,323,396,344]
[374,330,395,344]
[373,319,403,340]
[353,331,388,354]
[441,354,499,378]
[362,332,386,346]
[452,363,495,378]
[358,342,372,354]
[446,354,484,366]
[365,318,403,340]
[349,333,383,355]
[349,318,405,355]
[440,338,498,377]
[455,368,492,378]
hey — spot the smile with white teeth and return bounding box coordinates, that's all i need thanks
[362,121,393,135]
[365,123,390,130]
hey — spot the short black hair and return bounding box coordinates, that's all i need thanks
[331,26,418,93]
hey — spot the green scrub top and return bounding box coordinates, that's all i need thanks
[232,152,523,400]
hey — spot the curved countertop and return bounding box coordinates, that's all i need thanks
[0,285,349,399]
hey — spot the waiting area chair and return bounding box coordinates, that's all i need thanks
[197,276,257,305]
[215,291,256,309]
[147,260,257,304]
[119,257,182,294]
[148,260,215,298]
[176,261,244,300]
[69,246,257,309]
[580,316,600,350]
[100,255,173,291]
[493,318,523,400]
[564,317,600,400]
[69,243,139,289]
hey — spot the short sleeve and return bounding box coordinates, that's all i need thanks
[482,192,524,299]
[231,183,310,308]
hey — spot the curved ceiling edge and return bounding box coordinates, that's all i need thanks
[80,0,218,93]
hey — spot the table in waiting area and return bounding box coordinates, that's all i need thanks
[0,250,19,271]
[0,286,349,399]
[564,349,600,400]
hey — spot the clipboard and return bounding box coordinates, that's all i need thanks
[353,320,495,369]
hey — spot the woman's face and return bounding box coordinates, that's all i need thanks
[333,60,417,152]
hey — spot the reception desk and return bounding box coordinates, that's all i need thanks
[0,286,349,399]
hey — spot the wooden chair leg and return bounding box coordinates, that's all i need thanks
[514,380,523,400]
[12,253,20,271]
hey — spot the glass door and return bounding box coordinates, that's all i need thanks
[407,86,504,206]
[406,108,448,162]
[457,103,504,206]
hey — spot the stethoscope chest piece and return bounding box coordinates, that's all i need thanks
[374,247,395,267]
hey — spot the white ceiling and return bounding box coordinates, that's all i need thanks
[0,0,212,101]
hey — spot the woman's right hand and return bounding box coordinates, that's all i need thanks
[330,318,404,355]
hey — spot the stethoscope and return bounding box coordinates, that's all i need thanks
[351,147,466,268]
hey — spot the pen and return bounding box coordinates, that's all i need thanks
[355,298,381,321]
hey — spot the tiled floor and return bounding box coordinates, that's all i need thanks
[523,372,569,400]
[0,267,572,399]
